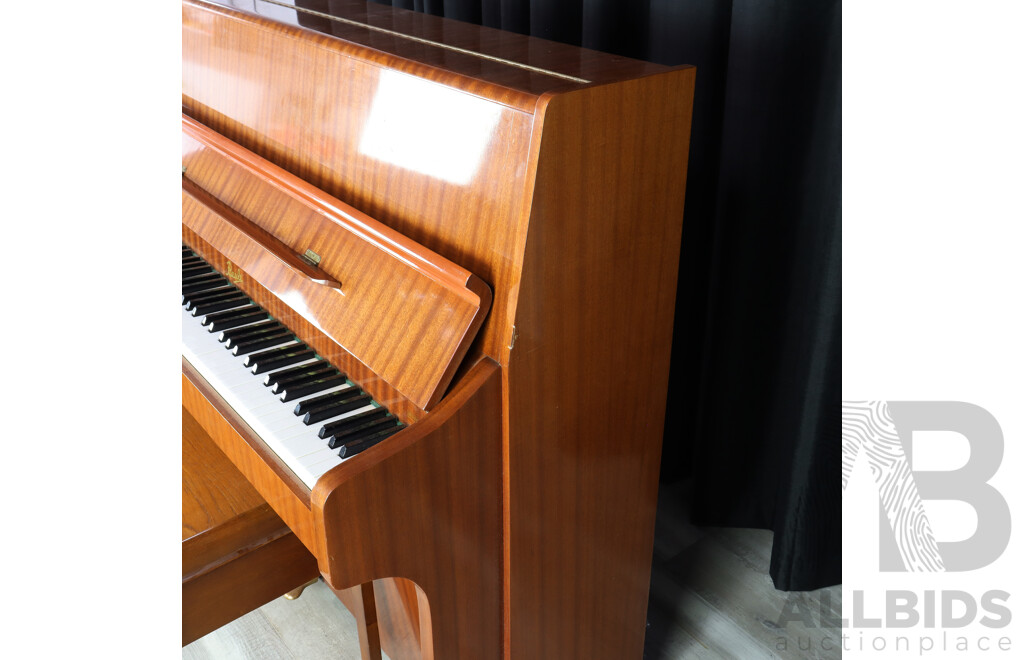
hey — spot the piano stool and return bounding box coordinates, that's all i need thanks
[182,407,383,658]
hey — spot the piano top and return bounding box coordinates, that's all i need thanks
[184,0,696,373]
[194,0,679,102]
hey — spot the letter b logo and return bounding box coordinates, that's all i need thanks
[842,401,1011,572]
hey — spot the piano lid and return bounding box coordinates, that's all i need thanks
[191,0,672,98]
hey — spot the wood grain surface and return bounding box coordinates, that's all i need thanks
[504,69,696,660]
[184,0,539,362]
[183,1,697,657]
[312,357,504,660]
[183,363,319,552]
[183,532,318,646]
[182,407,319,646]
[215,0,671,93]
[183,115,491,410]
[184,228,424,424]
[329,581,383,660]
[183,406,270,543]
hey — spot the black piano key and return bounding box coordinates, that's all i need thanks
[337,425,403,458]
[222,320,287,343]
[304,394,376,425]
[230,331,295,355]
[218,320,282,343]
[245,342,309,368]
[326,416,398,448]
[182,264,212,277]
[182,274,229,295]
[318,407,389,439]
[263,361,336,387]
[270,366,341,394]
[201,305,261,322]
[279,374,350,402]
[224,326,291,350]
[191,293,251,316]
[183,285,237,309]
[292,386,360,415]
[204,309,267,333]
[292,386,363,415]
[200,304,258,325]
[248,347,315,374]
[182,269,223,285]
[187,286,246,305]
[226,331,290,352]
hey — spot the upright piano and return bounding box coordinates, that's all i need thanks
[181,1,696,658]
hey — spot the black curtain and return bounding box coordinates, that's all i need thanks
[371,0,841,591]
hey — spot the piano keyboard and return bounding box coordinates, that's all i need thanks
[181,245,404,488]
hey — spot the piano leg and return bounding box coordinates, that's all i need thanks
[331,582,383,660]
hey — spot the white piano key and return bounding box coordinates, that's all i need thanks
[182,301,399,490]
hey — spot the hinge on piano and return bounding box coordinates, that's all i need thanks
[299,249,322,268]
[508,325,518,351]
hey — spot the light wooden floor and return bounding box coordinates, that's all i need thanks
[643,482,841,659]
[184,482,840,660]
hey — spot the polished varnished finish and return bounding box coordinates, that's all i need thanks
[372,578,430,660]
[183,533,318,646]
[508,75,695,659]
[182,408,319,646]
[329,581,383,660]
[183,231,423,424]
[217,0,670,92]
[183,115,491,410]
[183,1,696,657]
[183,407,272,544]
[183,363,318,550]
[184,0,538,361]
[312,357,504,660]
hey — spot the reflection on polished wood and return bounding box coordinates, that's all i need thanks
[182,0,695,657]
[182,115,491,411]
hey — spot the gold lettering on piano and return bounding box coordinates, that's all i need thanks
[225,261,243,285]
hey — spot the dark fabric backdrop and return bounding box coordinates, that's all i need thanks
[368,0,841,591]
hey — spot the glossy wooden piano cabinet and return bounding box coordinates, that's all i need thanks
[183,1,695,658]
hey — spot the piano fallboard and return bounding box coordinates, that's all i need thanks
[183,115,491,412]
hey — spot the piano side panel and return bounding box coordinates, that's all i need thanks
[311,357,504,660]
[183,0,538,363]
[507,68,696,660]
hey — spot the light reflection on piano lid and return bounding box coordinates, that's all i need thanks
[358,70,503,186]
